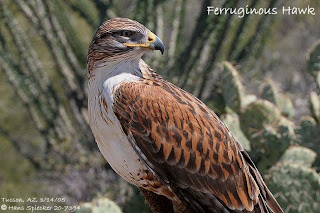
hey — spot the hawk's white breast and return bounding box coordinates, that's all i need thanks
[88,62,148,185]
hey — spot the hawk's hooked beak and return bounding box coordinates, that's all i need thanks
[124,32,164,55]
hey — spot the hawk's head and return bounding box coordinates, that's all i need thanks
[87,18,164,71]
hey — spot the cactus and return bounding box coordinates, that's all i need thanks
[277,117,296,144]
[123,186,151,213]
[77,197,122,213]
[260,79,295,118]
[240,100,281,137]
[206,87,226,116]
[241,94,257,109]
[307,40,320,89]
[221,62,246,113]
[239,100,294,173]
[310,91,320,124]
[249,125,280,173]
[214,60,320,210]
[221,111,251,151]
[279,146,316,167]
[260,79,280,105]
[254,125,293,174]
[295,116,320,168]
[297,116,319,142]
[265,147,320,213]
[278,94,295,119]
[209,56,318,210]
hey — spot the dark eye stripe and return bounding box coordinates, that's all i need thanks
[90,32,110,45]
[99,32,111,39]
[111,30,136,37]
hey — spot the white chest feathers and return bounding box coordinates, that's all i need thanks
[88,68,147,185]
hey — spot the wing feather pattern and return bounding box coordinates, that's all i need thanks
[112,76,283,213]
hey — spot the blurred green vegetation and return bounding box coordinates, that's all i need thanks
[0,0,319,212]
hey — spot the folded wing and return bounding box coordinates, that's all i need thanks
[113,79,283,213]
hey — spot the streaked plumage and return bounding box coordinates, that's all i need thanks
[87,18,283,213]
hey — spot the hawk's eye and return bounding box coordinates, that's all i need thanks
[120,30,133,38]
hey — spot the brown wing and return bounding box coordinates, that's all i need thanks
[113,79,283,213]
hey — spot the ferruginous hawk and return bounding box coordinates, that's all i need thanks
[87,18,283,213]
